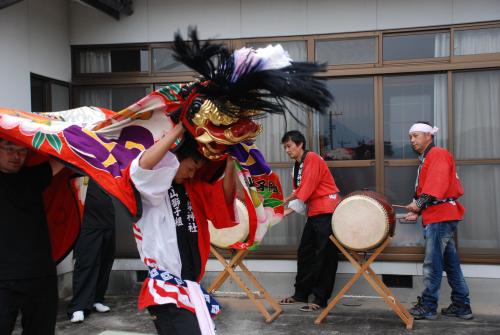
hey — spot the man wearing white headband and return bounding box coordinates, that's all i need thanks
[404,122,472,321]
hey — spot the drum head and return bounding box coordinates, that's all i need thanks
[332,195,389,251]
[209,199,250,249]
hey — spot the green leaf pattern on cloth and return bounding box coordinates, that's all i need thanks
[46,134,63,153]
[263,198,283,208]
[32,131,46,150]
[31,131,63,153]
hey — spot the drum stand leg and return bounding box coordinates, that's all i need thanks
[315,236,414,330]
[208,246,283,323]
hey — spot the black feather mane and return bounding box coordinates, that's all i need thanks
[172,27,332,120]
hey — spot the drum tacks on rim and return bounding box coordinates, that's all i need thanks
[331,190,396,252]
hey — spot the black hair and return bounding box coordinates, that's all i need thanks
[281,130,306,149]
[173,133,207,163]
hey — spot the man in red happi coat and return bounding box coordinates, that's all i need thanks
[279,130,341,312]
[404,122,472,321]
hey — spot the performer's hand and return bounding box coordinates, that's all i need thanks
[405,201,420,213]
[283,193,296,206]
[284,208,294,217]
[403,212,419,221]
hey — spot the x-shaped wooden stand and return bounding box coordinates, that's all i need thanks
[208,246,283,323]
[315,235,414,330]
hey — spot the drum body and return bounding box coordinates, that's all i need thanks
[331,190,395,251]
[208,199,249,249]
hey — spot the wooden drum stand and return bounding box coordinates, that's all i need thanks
[208,246,283,323]
[314,235,414,330]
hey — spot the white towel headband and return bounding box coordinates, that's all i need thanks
[409,123,439,135]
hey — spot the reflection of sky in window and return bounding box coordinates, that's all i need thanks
[319,77,374,160]
[383,75,439,159]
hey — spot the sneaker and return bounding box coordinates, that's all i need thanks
[409,296,437,320]
[93,303,110,313]
[441,303,473,320]
[70,311,84,323]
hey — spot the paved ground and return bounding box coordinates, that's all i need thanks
[13,295,500,335]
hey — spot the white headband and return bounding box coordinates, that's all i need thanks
[409,123,438,135]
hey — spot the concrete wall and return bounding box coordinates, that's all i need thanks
[0,0,71,111]
[69,0,500,45]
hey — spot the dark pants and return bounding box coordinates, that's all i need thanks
[0,276,58,335]
[68,228,115,314]
[147,304,201,335]
[293,213,338,307]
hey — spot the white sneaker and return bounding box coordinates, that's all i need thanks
[70,311,84,323]
[93,302,110,313]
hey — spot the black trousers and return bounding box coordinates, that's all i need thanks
[0,276,58,335]
[147,304,201,335]
[68,227,115,314]
[293,213,339,307]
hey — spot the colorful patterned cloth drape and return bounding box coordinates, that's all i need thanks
[0,84,284,261]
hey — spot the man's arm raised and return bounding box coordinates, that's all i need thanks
[139,123,185,170]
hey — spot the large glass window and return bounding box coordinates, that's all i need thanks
[30,74,70,113]
[50,83,70,111]
[383,73,448,159]
[247,40,307,62]
[383,32,450,61]
[152,47,190,73]
[315,77,375,160]
[78,48,148,74]
[315,37,377,65]
[454,69,500,251]
[384,166,425,247]
[78,86,151,111]
[454,70,500,160]
[454,27,500,56]
[457,164,500,249]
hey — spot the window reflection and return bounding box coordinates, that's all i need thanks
[330,167,375,196]
[384,166,424,247]
[78,86,151,111]
[316,77,374,161]
[383,73,448,159]
[383,32,450,61]
[457,165,500,249]
[454,70,500,160]
[315,37,377,65]
[152,47,189,72]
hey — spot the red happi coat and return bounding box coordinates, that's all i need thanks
[417,146,465,225]
[294,152,341,217]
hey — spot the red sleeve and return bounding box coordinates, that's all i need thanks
[421,151,451,199]
[295,154,321,203]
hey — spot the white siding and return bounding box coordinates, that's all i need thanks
[0,0,70,111]
[0,2,30,110]
[70,0,500,45]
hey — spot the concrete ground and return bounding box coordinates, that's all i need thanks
[12,294,500,335]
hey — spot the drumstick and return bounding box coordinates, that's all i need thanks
[392,204,407,209]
